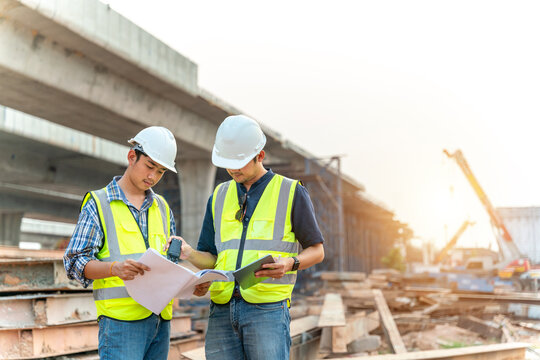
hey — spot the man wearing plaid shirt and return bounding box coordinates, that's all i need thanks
[64,126,178,360]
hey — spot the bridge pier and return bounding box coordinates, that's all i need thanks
[178,159,216,247]
[0,211,23,246]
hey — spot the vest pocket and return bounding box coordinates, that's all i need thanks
[119,222,147,254]
[250,219,274,240]
[221,219,243,241]
[149,233,167,254]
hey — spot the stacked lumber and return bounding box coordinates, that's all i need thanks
[0,246,201,359]
[330,342,530,360]
[317,291,401,357]
[368,269,401,289]
[392,285,540,352]
[175,267,540,359]
[315,270,540,357]
[320,271,370,297]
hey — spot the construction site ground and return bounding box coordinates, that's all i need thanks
[1,247,540,360]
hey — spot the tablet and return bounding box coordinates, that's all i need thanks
[233,254,275,290]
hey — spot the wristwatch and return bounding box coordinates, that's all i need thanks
[291,256,300,271]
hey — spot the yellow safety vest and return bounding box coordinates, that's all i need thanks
[83,188,173,321]
[210,174,299,304]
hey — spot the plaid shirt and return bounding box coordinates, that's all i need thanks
[63,176,176,288]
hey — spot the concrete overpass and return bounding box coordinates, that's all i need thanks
[0,0,413,274]
[0,0,368,252]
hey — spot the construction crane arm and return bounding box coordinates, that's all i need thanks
[443,149,522,261]
[435,220,474,264]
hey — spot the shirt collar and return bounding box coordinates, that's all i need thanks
[238,168,274,194]
[106,176,155,209]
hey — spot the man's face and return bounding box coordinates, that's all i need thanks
[129,151,167,191]
[227,158,258,184]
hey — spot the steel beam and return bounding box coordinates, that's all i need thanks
[0,293,96,328]
[0,246,64,259]
[0,258,85,292]
[0,315,192,359]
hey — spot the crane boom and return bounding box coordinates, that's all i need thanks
[443,149,522,261]
[435,220,475,264]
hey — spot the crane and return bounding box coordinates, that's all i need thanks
[443,149,530,277]
[434,220,475,264]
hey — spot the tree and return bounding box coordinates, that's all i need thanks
[381,247,406,272]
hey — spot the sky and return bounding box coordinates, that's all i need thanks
[102,0,540,251]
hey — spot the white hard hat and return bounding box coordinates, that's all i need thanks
[128,126,178,173]
[212,115,266,169]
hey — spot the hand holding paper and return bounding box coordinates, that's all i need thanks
[124,248,229,314]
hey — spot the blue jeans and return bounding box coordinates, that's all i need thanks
[205,297,291,360]
[98,314,170,360]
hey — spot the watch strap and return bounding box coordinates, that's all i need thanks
[291,256,300,271]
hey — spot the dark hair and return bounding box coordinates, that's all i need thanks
[134,149,145,161]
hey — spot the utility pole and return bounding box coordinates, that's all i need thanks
[333,156,345,272]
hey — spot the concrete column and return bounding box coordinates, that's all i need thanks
[178,159,216,248]
[0,211,24,246]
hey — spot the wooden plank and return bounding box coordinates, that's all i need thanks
[332,326,348,353]
[181,347,205,360]
[170,315,195,337]
[321,271,366,281]
[289,304,309,319]
[346,311,367,344]
[366,310,380,332]
[318,293,346,327]
[368,274,388,282]
[308,304,322,315]
[168,335,203,360]
[456,292,540,305]
[403,286,451,294]
[329,342,529,360]
[518,321,540,332]
[457,315,503,340]
[419,296,438,306]
[319,327,332,354]
[343,289,374,298]
[372,289,406,354]
[420,303,440,315]
[290,315,319,337]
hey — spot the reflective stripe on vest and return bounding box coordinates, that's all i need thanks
[210,175,299,304]
[87,188,173,320]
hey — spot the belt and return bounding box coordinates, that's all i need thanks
[232,289,242,298]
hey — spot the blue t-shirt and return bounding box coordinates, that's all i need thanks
[197,169,324,256]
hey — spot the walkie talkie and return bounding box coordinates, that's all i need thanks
[167,238,182,264]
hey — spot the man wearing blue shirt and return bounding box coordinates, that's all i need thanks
[172,115,325,360]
